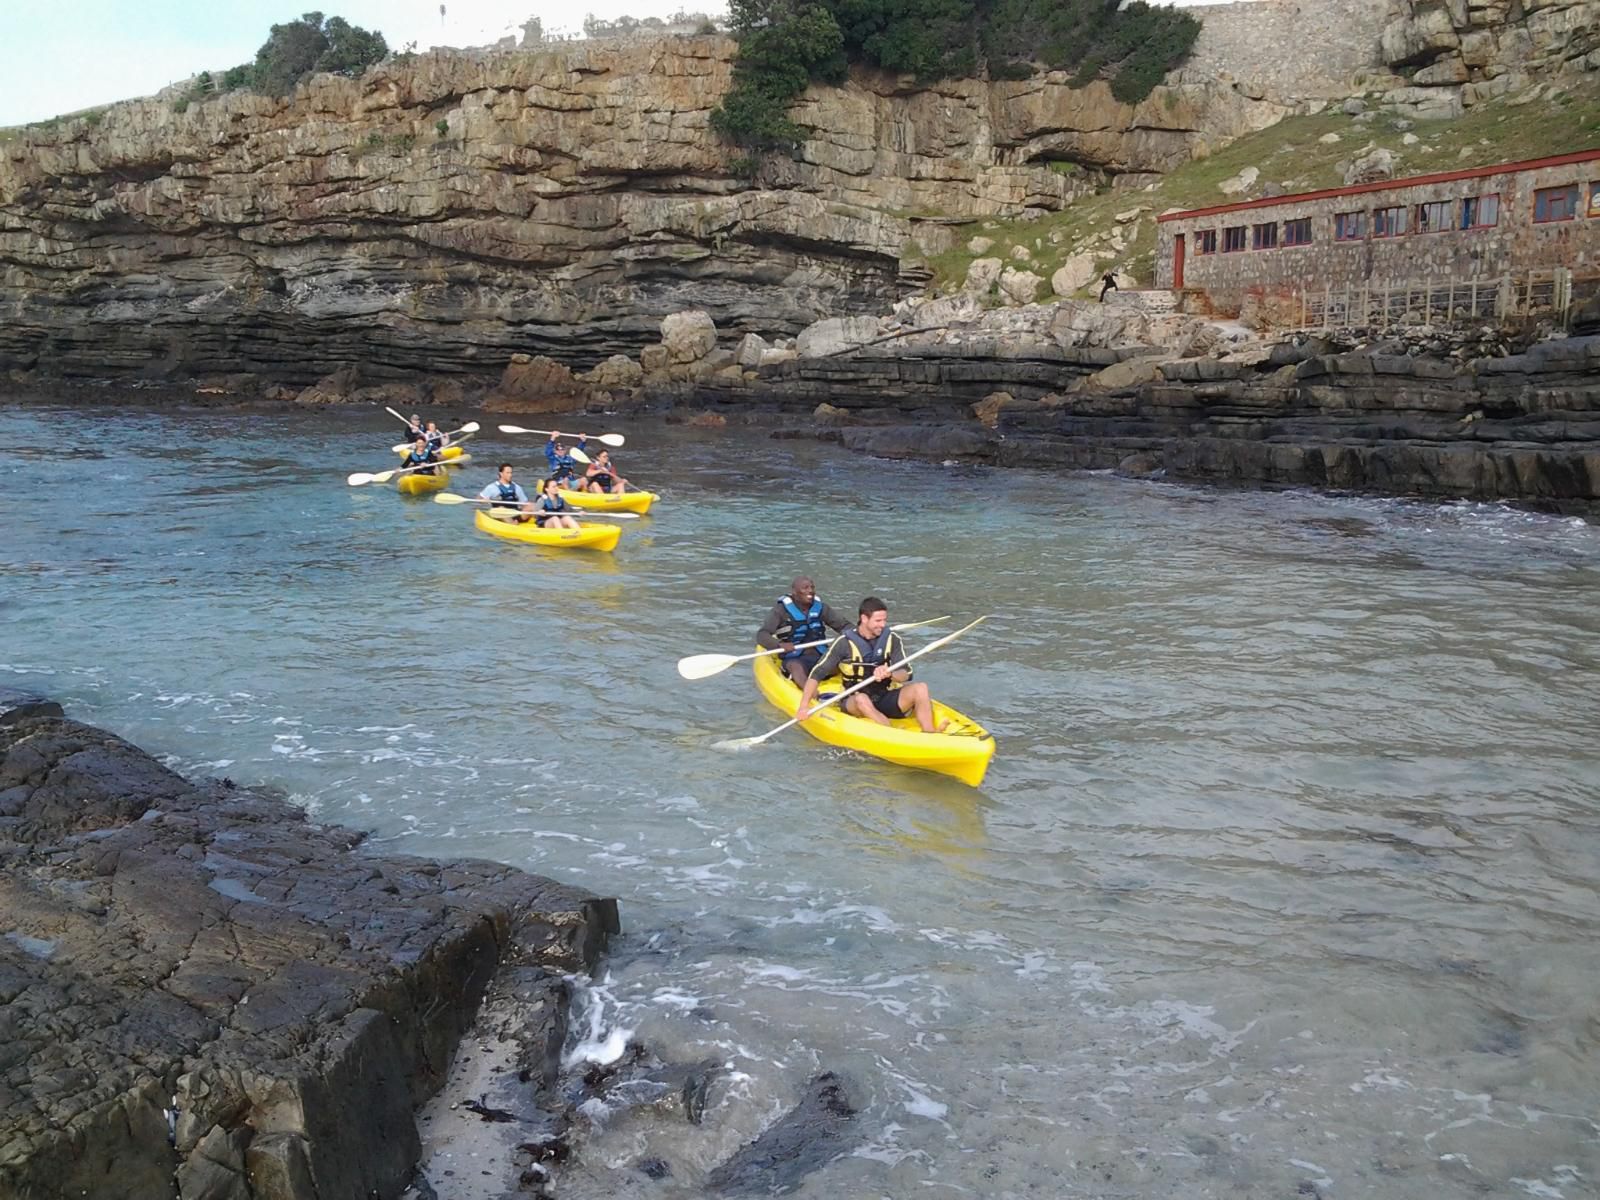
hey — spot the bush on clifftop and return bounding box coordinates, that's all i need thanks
[206,12,389,100]
[712,0,1200,153]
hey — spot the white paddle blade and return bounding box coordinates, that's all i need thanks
[569,447,592,464]
[598,433,626,447]
[432,493,471,505]
[372,470,398,484]
[389,442,409,453]
[711,735,763,752]
[677,653,740,680]
[346,472,374,486]
[458,421,480,433]
[497,424,535,434]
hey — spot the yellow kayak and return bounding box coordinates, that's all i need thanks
[395,445,464,460]
[397,467,450,496]
[556,488,657,515]
[473,507,621,552]
[752,651,996,787]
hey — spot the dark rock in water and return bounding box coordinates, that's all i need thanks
[1115,451,1163,478]
[573,1042,721,1126]
[636,1156,673,1179]
[0,686,62,726]
[0,704,619,1200]
[838,423,995,461]
[704,1071,862,1195]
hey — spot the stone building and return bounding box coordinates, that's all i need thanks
[1155,149,1600,317]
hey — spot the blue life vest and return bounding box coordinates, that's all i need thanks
[538,494,567,512]
[495,481,521,503]
[406,451,437,474]
[838,628,902,690]
[779,596,827,661]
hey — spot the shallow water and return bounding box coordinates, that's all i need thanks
[4,400,1599,1199]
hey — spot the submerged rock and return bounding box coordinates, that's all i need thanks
[704,1071,862,1195]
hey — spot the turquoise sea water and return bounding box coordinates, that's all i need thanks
[4,400,1599,1198]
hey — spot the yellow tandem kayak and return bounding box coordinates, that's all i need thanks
[752,650,996,787]
[473,507,622,552]
[395,444,465,461]
[397,467,450,496]
[556,488,657,515]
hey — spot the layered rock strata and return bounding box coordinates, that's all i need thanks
[0,706,618,1200]
[0,38,1283,385]
[682,333,1600,512]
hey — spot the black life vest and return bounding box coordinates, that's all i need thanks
[838,627,900,690]
[779,596,827,660]
[425,430,444,451]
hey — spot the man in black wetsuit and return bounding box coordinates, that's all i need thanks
[797,596,947,732]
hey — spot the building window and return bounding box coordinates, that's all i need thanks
[1334,211,1366,241]
[1195,229,1218,255]
[1283,217,1312,246]
[1252,222,1278,250]
[1461,194,1499,229]
[1222,226,1247,253]
[1533,184,1579,223]
[1373,205,1408,238]
[1588,183,1600,219]
[1416,200,1451,233]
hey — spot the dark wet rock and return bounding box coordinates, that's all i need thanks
[704,1071,862,1195]
[839,423,995,461]
[573,1042,721,1126]
[636,1156,673,1179]
[0,707,618,1200]
[1115,451,1163,478]
[0,687,62,727]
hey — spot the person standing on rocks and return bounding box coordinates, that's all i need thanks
[1099,270,1120,302]
[544,431,587,489]
[757,577,852,686]
[797,597,949,732]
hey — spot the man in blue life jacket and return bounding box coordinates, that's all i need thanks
[797,596,948,732]
[402,437,441,475]
[479,462,535,522]
[544,430,587,488]
[756,577,852,686]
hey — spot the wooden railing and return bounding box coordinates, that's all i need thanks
[1281,268,1576,332]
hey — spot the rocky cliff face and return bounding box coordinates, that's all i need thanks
[1377,0,1600,116]
[0,37,1283,384]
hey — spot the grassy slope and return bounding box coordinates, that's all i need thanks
[911,77,1600,298]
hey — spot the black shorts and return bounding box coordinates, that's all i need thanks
[589,474,614,489]
[852,688,905,720]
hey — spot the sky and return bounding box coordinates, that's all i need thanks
[0,0,1241,127]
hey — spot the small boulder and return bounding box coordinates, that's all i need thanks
[660,310,718,365]
[1052,253,1097,297]
[971,391,1013,428]
[795,316,880,359]
[734,333,770,369]
[966,235,994,254]
[1217,166,1259,196]
[963,257,1003,295]
[998,268,1042,306]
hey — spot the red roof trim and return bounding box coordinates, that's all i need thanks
[1156,148,1600,223]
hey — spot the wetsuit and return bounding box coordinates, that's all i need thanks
[756,596,852,680]
[810,627,910,720]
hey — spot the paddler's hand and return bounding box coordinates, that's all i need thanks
[779,641,795,653]
[796,703,812,722]
[872,665,891,683]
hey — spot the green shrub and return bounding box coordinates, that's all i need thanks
[250,12,389,96]
[434,117,449,137]
[173,97,191,114]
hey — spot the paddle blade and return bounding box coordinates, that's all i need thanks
[389,442,409,453]
[497,424,535,434]
[458,421,480,433]
[711,735,764,752]
[432,493,472,505]
[677,653,740,680]
[569,447,592,464]
[597,433,626,447]
[372,470,397,484]
[346,472,374,486]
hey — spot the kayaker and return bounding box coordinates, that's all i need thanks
[797,597,948,733]
[581,449,630,495]
[535,477,581,529]
[756,577,852,686]
[424,420,446,454]
[405,413,426,443]
[544,431,587,488]
[479,463,535,521]
[402,437,442,476]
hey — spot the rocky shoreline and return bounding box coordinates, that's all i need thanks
[0,690,869,1199]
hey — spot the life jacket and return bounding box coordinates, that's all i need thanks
[405,450,437,474]
[538,494,567,512]
[547,444,578,478]
[778,596,827,660]
[425,431,445,452]
[494,481,521,503]
[838,627,901,690]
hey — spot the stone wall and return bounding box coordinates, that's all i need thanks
[1173,0,1390,100]
[1154,151,1600,303]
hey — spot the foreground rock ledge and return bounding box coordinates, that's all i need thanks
[0,700,619,1200]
